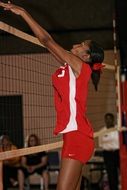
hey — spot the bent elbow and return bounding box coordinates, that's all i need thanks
[39,35,52,47]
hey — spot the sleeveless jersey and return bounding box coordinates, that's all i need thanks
[52,63,93,137]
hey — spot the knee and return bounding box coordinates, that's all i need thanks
[42,170,49,177]
[18,169,24,177]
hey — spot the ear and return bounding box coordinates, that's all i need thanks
[82,54,90,62]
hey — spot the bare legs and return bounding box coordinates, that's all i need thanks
[42,170,50,190]
[18,159,83,190]
[18,169,49,190]
[57,158,84,190]
[18,169,25,190]
[75,173,83,190]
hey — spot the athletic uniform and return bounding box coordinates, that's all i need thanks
[52,63,94,163]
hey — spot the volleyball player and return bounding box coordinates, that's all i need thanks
[0,2,104,189]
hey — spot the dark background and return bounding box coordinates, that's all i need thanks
[0,0,127,67]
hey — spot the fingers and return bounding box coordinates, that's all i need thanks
[0,2,5,7]
[0,1,23,15]
[0,1,11,6]
[0,2,8,8]
[0,1,12,10]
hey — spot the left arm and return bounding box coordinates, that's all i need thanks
[34,155,48,170]
[0,1,83,77]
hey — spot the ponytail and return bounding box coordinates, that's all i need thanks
[83,40,104,91]
[91,70,100,91]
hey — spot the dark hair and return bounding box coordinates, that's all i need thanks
[104,113,114,120]
[84,40,104,91]
[0,135,11,145]
[0,135,12,150]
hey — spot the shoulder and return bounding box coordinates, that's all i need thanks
[75,63,92,82]
[80,63,92,77]
[82,62,91,70]
[98,127,107,135]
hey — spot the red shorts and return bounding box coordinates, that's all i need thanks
[62,130,94,164]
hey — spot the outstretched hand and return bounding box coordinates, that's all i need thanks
[0,1,24,15]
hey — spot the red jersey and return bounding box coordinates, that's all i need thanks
[52,63,93,137]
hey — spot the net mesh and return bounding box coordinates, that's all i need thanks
[0,22,118,159]
[0,25,61,148]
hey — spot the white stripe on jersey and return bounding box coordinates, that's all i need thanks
[60,65,78,133]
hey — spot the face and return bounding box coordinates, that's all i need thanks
[2,137,11,150]
[29,136,37,147]
[2,138,10,146]
[71,42,90,61]
[105,115,114,128]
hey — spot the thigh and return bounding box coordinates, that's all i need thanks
[3,165,11,185]
[10,166,18,179]
[57,158,83,190]
[36,165,48,175]
[18,167,29,178]
[114,150,120,168]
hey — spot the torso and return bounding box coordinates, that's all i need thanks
[99,126,119,150]
[52,63,93,137]
[26,151,47,165]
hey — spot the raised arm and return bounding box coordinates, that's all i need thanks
[0,1,82,76]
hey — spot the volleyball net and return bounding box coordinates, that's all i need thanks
[0,21,123,161]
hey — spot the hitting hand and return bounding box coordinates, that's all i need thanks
[0,1,24,15]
